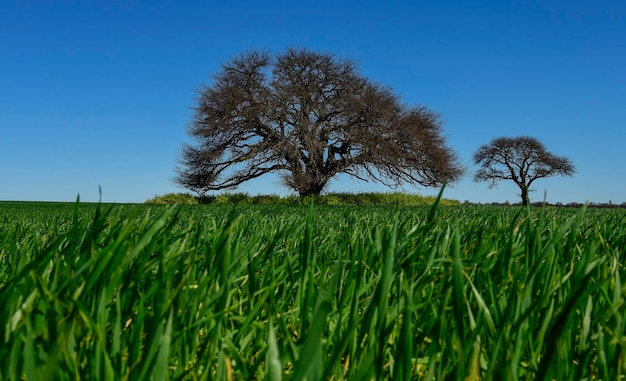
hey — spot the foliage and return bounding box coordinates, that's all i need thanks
[1,201,626,379]
[148,191,461,206]
[145,192,199,205]
[473,136,575,206]
[301,192,461,206]
[176,48,463,197]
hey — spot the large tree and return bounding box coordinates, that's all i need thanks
[176,48,463,197]
[473,136,575,206]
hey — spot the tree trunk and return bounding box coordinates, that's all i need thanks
[520,185,529,206]
[298,181,328,198]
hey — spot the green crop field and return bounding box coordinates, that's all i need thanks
[1,199,625,380]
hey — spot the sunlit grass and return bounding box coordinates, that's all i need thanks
[1,200,625,379]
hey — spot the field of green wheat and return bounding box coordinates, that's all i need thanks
[1,199,625,380]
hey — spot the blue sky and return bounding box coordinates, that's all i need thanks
[1,0,624,204]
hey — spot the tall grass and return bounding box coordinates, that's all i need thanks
[1,201,625,379]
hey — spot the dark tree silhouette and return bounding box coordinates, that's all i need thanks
[473,136,575,206]
[176,48,463,197]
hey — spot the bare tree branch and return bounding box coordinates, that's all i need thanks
[176,48,464,197]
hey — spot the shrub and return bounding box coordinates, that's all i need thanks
[146,191,461,206]
[145,193,198,205]
[213,193,250,204]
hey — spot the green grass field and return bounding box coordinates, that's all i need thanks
[1,200,625,380]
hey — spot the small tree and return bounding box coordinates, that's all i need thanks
[176,48,463,197]
[473,136,575,206]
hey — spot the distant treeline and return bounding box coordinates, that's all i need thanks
[146,192,625,208]
[466,200,626,209]
[145,192,461,206]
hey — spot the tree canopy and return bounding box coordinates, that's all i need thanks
[473,136,575,205]
[176,48,463,196]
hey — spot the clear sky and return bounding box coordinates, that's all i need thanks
[2,0,624,204]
